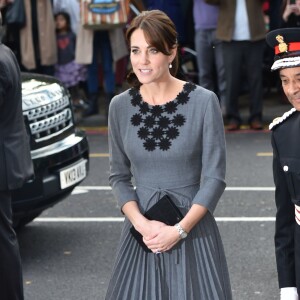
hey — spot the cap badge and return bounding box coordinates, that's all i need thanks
[276,35,288,53]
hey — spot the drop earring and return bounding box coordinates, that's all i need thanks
[169,63,172,69]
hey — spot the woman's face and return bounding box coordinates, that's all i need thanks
[129,28,175,85]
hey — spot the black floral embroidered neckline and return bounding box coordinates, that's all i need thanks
[130,82,196,151]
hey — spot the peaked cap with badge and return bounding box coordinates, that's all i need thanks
[266,27,300,71]
[266,28,300,130]
[266,27,300,297]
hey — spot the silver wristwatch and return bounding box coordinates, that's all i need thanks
[175,223,188,239]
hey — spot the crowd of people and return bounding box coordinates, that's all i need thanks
[0,0,298,128]
[194,0,300,130]
[0,0,130,122]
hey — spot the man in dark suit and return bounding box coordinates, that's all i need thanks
[0,12,34,300]
[266,28,300,300]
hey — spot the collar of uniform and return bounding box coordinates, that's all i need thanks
[269,107,296,130]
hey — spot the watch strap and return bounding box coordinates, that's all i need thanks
[175,223,187,239]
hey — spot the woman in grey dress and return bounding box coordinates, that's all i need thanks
[105,10,232,300]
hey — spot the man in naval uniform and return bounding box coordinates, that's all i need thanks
[266,27,300,300]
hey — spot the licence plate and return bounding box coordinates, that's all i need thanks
[59,159,87,189]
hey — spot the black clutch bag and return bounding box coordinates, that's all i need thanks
[130,195,183,252]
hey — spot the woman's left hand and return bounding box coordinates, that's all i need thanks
[143,224,181,253]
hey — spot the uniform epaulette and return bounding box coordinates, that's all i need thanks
[269,107,296,130]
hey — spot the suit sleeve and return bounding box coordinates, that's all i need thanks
[0,60,8,108]
[272,134,296,288]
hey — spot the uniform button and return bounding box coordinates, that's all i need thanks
[283,165,289,172]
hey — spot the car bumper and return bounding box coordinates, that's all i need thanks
[12,130,89,215]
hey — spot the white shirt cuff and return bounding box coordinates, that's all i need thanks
[280,287,298,300]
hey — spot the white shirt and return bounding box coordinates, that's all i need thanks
[232,0,251,41]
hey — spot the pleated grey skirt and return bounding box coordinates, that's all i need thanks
[105,212,232,300]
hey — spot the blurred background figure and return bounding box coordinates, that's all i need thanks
[0,0,12,8]
[84,30,116,118]
[20,0,57,75]
[193,0,226,115]
[144,0,195,81]
[54,11,87,113]
[269,0,283,31]
[76,26,128,120]
[53,0,80,34]
[144,0,186,44]
[1,0,57,75]
[206,0,266,131]
[282,0,300,27]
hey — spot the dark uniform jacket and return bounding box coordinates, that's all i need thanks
[271,108,300,291]
[0,42,34,191]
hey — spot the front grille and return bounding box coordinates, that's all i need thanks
[23,83,74,143]
[26,95,69,121]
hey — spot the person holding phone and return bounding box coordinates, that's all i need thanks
[282,0,300,27]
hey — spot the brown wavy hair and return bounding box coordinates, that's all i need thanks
[126,10,179,88]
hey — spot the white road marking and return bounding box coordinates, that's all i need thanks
[71,188,89,194]
[75,186,112,190]
[225,187,275,191]
[50,186,275,223]
[74,186,275,192]
[33,217,275,223]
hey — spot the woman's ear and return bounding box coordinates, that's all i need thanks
[169,46,178,63]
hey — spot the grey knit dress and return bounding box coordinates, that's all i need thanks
[105,82,232,300]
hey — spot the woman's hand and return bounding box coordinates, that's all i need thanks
[141,203,207,253]
[142,222,181,253]
[124,202,207,253]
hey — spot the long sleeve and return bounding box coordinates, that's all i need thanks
[108,96,138,209]
[191,92,226,213]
